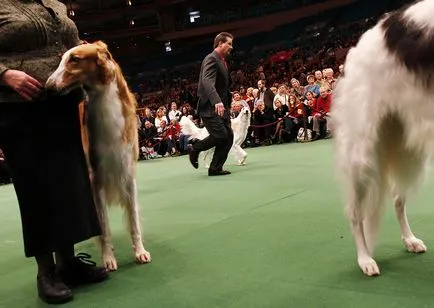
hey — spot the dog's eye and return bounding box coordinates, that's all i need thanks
[69,55,81,63]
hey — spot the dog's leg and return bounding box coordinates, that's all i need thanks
[93,182,118,271]
[345,160,387,277]
[346,176,377,275]
[389,148,427,254]
[393,193,427,253]
[124,176,151,264]
[233,144,247,165]
[348,204,381,276]
[231,144,242,165]
[203,149,213,169]
[202,150,209,169]
[388,134,427,253]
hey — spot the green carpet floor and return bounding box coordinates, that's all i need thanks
[2,140,434,307]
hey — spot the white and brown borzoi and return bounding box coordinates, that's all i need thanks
[46,41,151,271]
[332,0,434,276]
[180,106,251,168]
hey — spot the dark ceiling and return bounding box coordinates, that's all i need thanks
[60,0,320,59]
[61,0,268,39]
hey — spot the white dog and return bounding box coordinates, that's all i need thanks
[332,0,434,277]
[180,106,251,167]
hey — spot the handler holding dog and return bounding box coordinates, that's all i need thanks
[0,0,107,304]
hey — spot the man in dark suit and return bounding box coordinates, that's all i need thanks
[257,79,275,111]
[188,32,234,176]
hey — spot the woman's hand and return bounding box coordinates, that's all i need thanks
[1,70,42,101]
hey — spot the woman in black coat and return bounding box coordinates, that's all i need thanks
[0,0,108,304]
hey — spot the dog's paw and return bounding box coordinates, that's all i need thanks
[358,257,380,276]
[403,237,427,253]
[103,252,118,271]
[240,155,247,165]
[135,249,151,264]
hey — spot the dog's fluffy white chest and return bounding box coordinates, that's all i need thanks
[87,85,129,174]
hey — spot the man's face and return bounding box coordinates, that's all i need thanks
[233,93,241,101]
[257,81,264,90]
[220,38,233,57]
[320,88,329,98]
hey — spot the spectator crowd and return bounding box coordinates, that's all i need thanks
[0,18,375,182]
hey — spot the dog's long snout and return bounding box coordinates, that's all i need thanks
[45,66,65,91]
[45,78,56,90]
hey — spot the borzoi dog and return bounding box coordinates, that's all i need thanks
[46,41,151,271]
[180,106,251,167]
[332,0,434,276]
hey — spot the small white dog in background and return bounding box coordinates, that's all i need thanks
[180,106,251,167]
[332,0,434,277]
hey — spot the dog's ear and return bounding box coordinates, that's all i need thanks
[95,41,113,63]
[94,40,107,48]
[94,41,115,84]
[94,40,110,53]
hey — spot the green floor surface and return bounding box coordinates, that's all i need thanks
[1,140,434,307]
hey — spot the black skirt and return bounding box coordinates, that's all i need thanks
[0,89,101,257]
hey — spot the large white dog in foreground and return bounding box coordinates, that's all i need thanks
[180,106,251,167]
[332,0,434,276]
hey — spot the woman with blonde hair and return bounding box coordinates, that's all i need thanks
[290,78,305,100]
[273,84,288,109]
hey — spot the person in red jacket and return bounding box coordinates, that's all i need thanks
[312,86,332,139]
[165,120,181,156]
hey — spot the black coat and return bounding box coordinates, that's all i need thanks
[260,88,275,111]
[196,50,232,117]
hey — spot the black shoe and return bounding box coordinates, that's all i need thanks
[57,253,109,288]
[208,169,231,176]
[187,144,199,169]
[37,272,73,304]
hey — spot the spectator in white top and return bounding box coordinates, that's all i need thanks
[168,102,181,122]
[273,84,289,109]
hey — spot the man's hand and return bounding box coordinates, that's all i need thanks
[1,70,42,101]
[215,102,225,117]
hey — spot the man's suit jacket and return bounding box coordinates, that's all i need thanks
[196,50,232,117]
[261,88,275,111]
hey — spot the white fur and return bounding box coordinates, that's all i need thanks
[47,47,151,271]
[87,83,151,271]
[180,106,251,167]
[332,1,434,276]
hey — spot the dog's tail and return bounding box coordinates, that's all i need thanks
[179,116,202,139]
